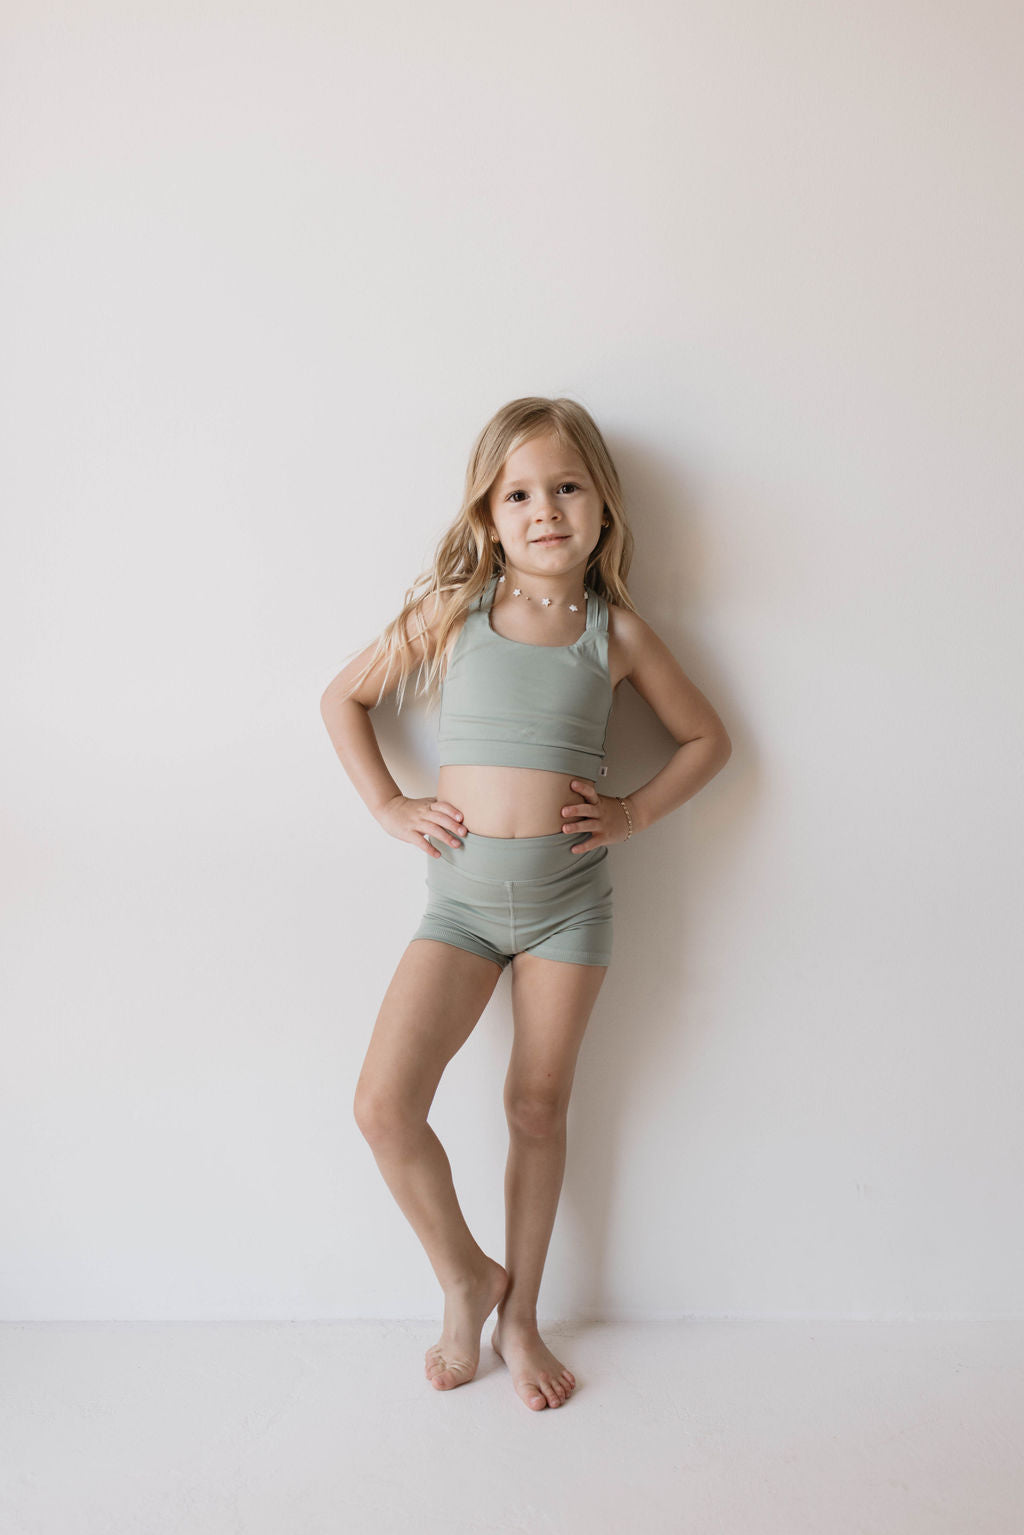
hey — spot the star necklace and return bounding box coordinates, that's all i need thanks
[496,573,587,612]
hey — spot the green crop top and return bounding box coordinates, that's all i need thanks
[436,572,613,780]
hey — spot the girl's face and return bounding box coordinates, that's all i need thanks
[487,431,605,581]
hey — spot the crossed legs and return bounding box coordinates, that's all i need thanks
[352,936,606,1409]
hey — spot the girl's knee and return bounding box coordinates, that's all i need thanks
[505,1092,568,1140]
[352,1086,425,1147]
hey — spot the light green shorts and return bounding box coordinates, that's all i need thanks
[411,828,614,970]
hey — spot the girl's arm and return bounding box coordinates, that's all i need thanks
[613,608,732,834]
[319,593,442,824]
[320,684,404,823]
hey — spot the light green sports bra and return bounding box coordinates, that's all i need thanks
[437,572,613,780]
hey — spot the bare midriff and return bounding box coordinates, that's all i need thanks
[434,615,627,839]
[436,764,595,838]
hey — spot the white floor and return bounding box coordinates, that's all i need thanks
[2,1319,1021,1534]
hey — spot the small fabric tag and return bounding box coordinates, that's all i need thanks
[599,764,609,777]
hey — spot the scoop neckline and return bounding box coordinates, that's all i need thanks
[484,575,592,650]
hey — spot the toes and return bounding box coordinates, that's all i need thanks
[515,1377,549,1409]
[425,1349,475,1389]
[431,1363,472,1389]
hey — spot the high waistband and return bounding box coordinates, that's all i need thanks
[430,827,598,881]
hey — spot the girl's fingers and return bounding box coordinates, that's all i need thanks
[427,812,463,847]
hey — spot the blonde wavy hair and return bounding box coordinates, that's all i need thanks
[333,396,637,714]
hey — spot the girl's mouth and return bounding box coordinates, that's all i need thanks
[533,535,568,544]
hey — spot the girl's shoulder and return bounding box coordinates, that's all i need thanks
[604,598,651,691]
[416,585,476,678]
[605,597,650,651]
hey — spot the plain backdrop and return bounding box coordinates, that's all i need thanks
[1,0,1021,1323]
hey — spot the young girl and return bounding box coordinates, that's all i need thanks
[319,396,731,1411]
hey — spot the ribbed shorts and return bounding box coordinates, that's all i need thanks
[410,828,614,970]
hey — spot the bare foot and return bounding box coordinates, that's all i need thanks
[490,1316,577,1410]
[424,1258,509,1390]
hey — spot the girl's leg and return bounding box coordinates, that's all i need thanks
[491,950,607,1410]
[353,937,509,1390]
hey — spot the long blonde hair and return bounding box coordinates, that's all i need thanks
[335,396,637,713]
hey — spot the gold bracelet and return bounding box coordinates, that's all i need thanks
[618,796,633,840]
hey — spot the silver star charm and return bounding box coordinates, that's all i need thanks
[541,597,552,606]
[512,587,521,596]
[568,603,578,612]
[497,574,505,582]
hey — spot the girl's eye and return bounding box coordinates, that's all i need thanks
[506,483,579,503]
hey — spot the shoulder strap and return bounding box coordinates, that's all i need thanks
[586,586,609,634]
[471,574,498,614]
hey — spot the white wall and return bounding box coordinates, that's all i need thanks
[2,0,1021,1321]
